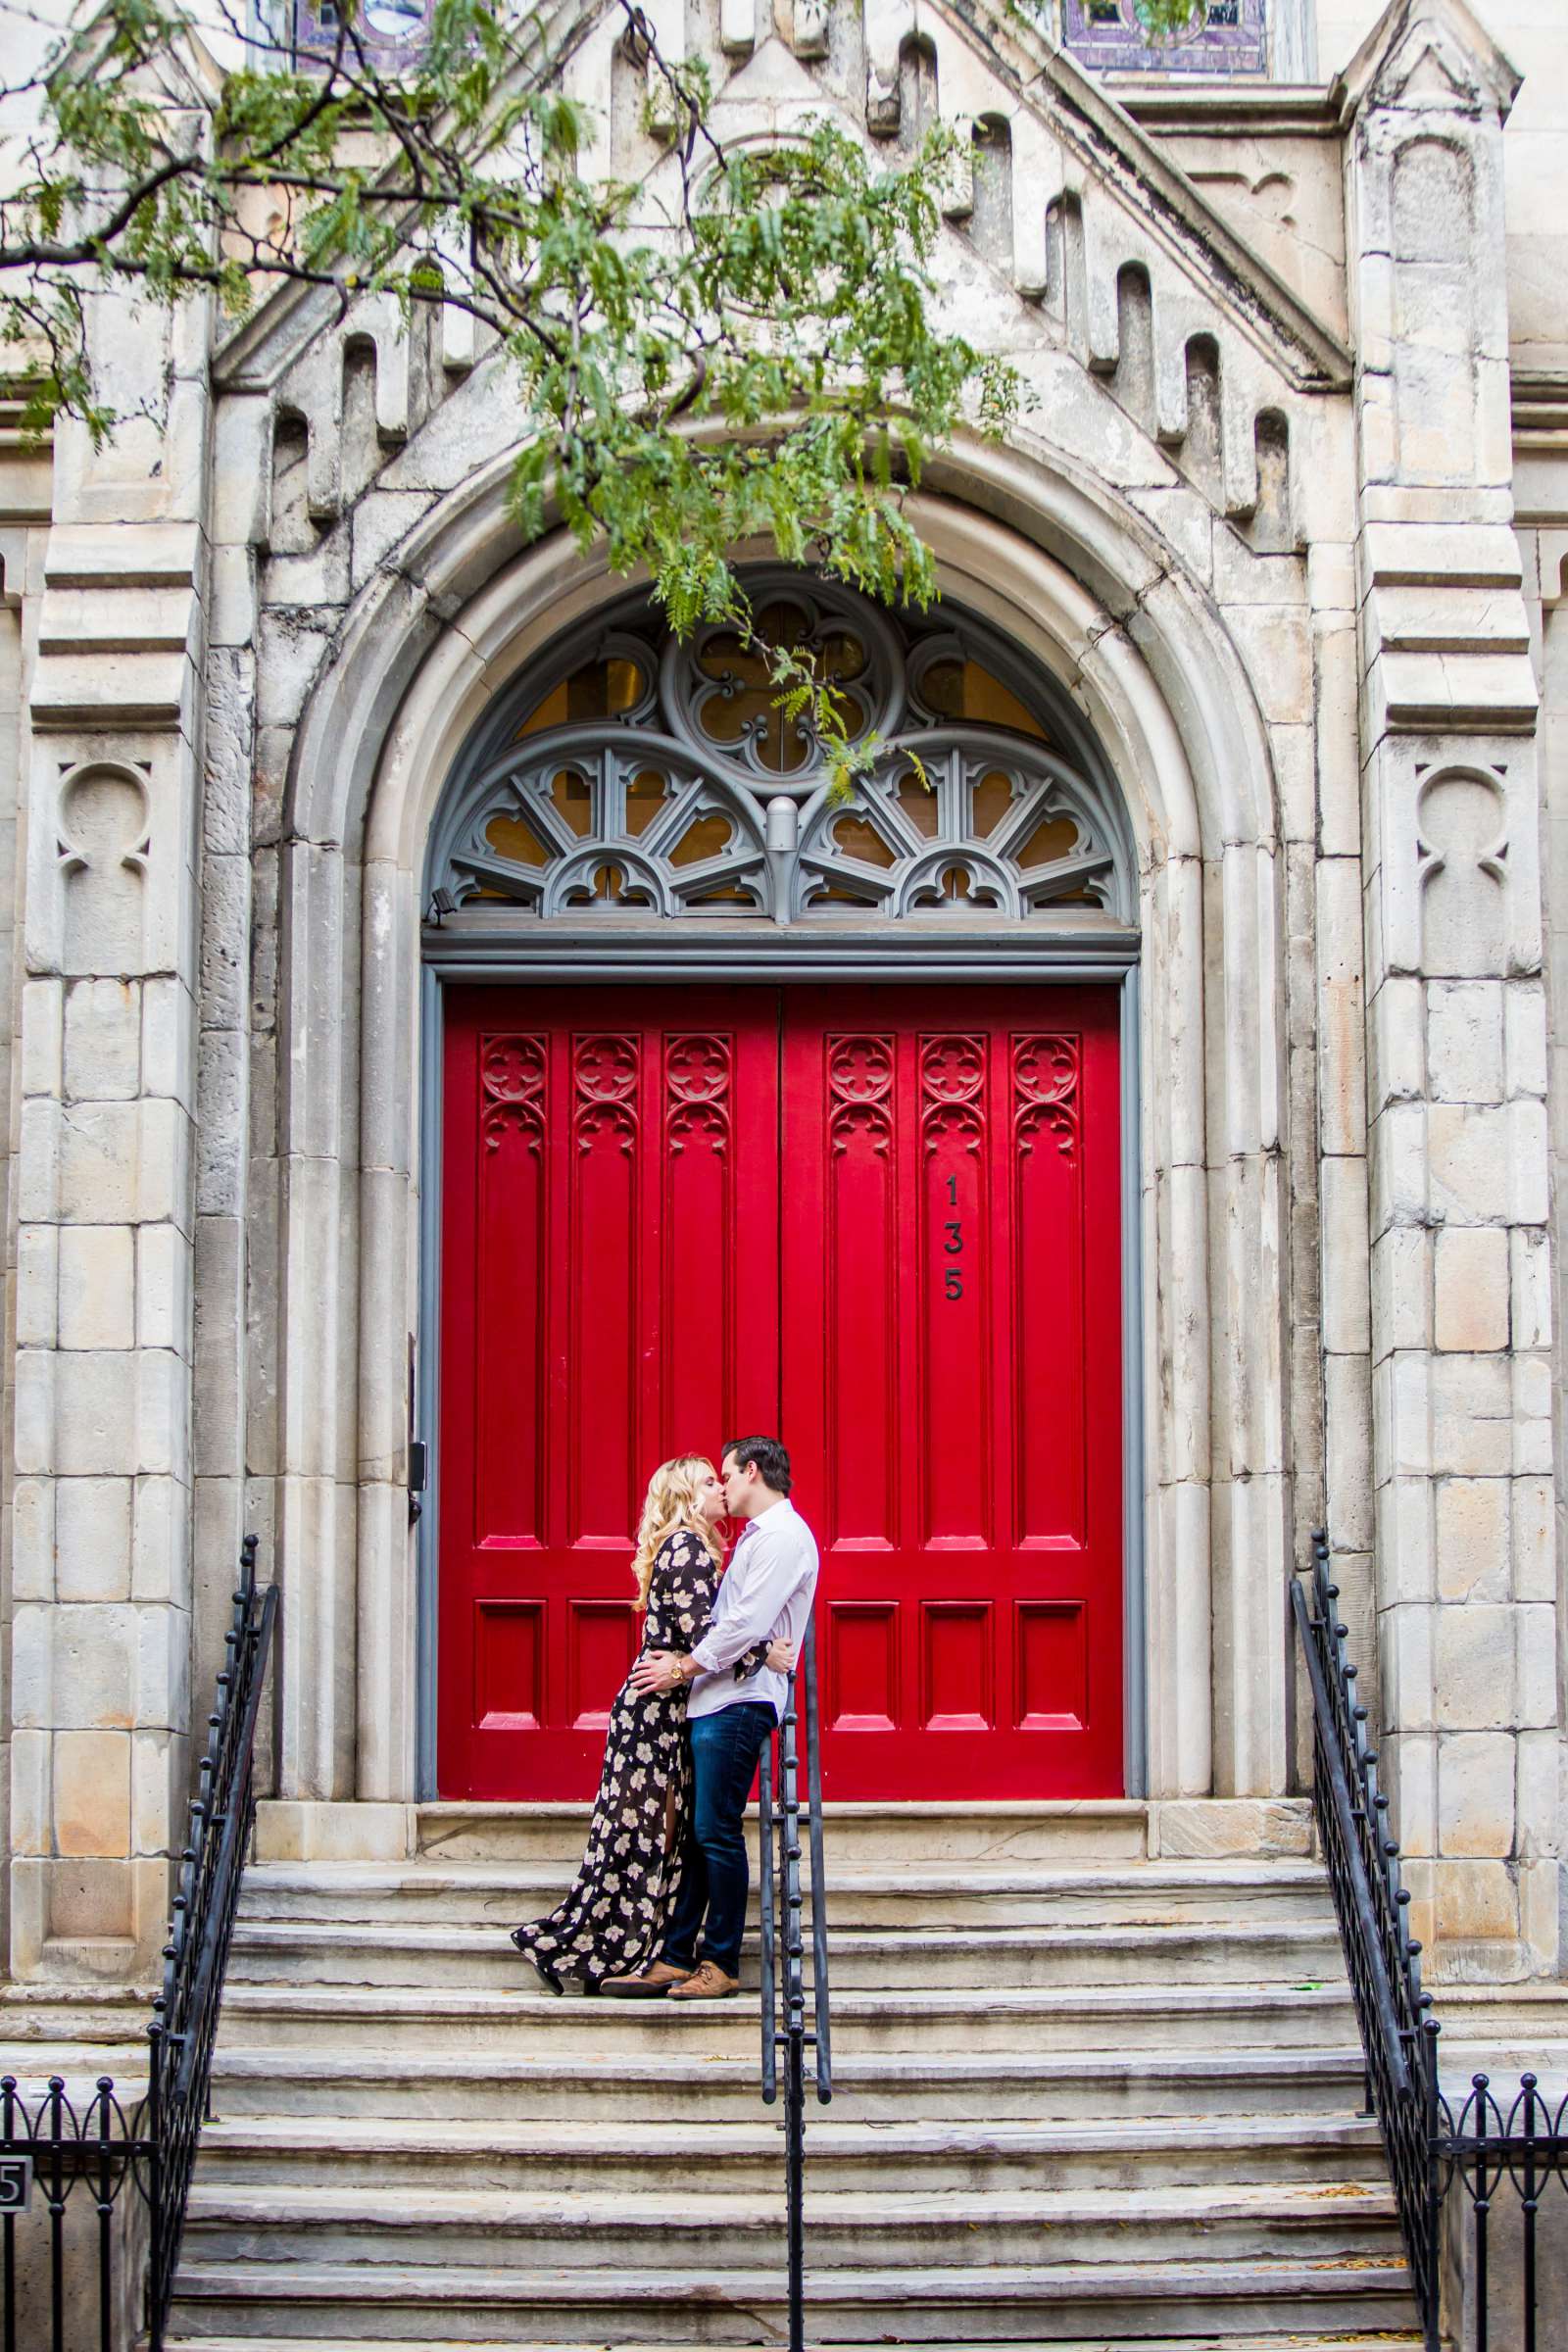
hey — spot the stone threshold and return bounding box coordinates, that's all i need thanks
[254,1796,1317,1866]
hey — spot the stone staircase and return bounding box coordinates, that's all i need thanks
[163,1801,1422,2349]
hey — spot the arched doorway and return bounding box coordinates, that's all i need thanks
[421,570,1138,1801]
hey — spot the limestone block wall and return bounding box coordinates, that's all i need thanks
[1341,1,1561,1976]
[3,266,213,1977]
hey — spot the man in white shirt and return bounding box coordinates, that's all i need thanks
[604,1436,819,2001]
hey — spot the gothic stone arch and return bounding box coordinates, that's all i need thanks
[270,433,1292,1823]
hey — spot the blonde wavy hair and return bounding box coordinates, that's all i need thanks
[630,1454,724,1608]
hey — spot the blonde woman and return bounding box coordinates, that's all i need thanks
[509,1455,788,1994]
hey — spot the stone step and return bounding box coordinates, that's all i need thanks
[213,1978,1355,2058]
[0,1985,155,2042]
[166,2332,1429,2352]
[236,1860,1335,1932]
[181,2180,1403,2275]
[1433,1984,1568,2044]
[208,2042,1370,2126]
[224,1917,1345,1993]
[413,1801,1154,1867]
[0,2044,149,2096]
[168,2336,1423,2351]
[194,1833,1389,2350]
[192,2108,1388,2193]
[168,2256,1416,2342]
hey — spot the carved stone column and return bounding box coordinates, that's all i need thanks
[1339,0,1558,1979]
[6,267,212,1976]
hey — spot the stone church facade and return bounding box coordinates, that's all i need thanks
[2,0,1567,2003]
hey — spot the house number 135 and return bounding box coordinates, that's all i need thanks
[943,1172,963,1299]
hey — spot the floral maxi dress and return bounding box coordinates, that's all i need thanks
[509,1530,769,1991]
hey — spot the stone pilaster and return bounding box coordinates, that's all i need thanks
[0,425,54,1976]
[6,264,213,1977]
[1338,0,1559,1979]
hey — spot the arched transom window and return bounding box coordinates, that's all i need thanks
[427,571,1134,927]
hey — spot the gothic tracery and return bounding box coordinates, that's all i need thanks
[428,572,1134,926]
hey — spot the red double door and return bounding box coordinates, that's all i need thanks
[437,985,1123,1800]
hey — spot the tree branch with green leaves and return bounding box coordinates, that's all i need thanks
[0,0,1024,790]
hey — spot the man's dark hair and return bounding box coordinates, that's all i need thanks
[721,1435,792,1495]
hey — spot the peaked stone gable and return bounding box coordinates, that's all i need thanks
[213,0,1351,565]
[1332,0,1523,125]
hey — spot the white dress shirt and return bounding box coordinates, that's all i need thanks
[687,1496,819,1724]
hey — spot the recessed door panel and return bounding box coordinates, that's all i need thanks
[474,1039,548,1545]
[567,1600,641,1732]
[922,1600,994,1732]
[1017,1600,1091,1732]
[474,1600,543,1732]
[826,1600,900,1733]
[569,1033,642,1545]
[825,1039,899,1550]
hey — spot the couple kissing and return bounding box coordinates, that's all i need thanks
[510,1437,819,2001]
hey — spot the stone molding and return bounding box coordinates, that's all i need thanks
[1331,0,1522,129]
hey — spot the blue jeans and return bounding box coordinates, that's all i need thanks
[662,1702,774,1979]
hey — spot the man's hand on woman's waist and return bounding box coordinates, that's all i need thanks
[629,1649,695,1696]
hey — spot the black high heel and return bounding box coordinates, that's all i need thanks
[510,1930,564,1995]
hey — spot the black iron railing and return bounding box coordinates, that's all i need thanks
[146,1533,277,2341]
[0,1538,276,2352]
[1295,1529,1568,2352]
[1292,1529,1439,2328]
[759,1616,831,2352]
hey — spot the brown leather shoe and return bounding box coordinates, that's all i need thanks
[665,1960,740,2000]
[601,1959,694,1998]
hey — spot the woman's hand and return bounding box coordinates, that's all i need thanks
[765,1639,797,1673]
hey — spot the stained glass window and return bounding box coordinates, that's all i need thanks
[1062,0,1267,75]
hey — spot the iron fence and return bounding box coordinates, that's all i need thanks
[0,2076,149,2352]
[0,1539,276,2352]
[1295,1530,1568,2352]
[758,1613,831,2352]
[1435,2070,1568,2352]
